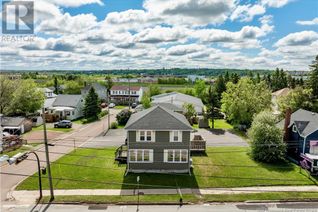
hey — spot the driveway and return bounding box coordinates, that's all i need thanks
[194,129,248,147]
[82,129,126,148]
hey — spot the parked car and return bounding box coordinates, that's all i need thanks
[108,103,116,108]
[54,120,72,128]
[132,103,138,109]
[2,132,11,137]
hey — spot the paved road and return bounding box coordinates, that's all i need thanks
[6,202,318,212]
[83,129,126,148]
[196,129,248,147]
[0,109,119,209]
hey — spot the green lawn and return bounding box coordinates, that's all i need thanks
[210,119,233,129]
[114,105,127,109]
[31,125,73,133]
[41,192,318,204]
[1,143,42,157]
[16,147,317,191]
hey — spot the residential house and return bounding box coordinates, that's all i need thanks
[279,109,318,160]
[125,105,193,174]
[110,85,143,105]
[272,88,291,115]
[48,95,84,120]
[81,83,107,101]
[41,88,57,99]
[151,92,204,114]
[1,117,32,135]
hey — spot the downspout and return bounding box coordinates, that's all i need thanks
[303,136,307,154]
[125,130,129,176]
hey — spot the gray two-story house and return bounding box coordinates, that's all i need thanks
[124,105,193,174]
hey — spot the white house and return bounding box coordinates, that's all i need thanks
[40,88,57,99]
[152,92,204,114]
[48,95,84,120]
[110,85,143,104]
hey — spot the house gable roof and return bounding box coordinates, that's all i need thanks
[1,117,25,127]
[53,95,83,108]
[151,92,204,113]
[111,85,141,91]
[125,105,192,131]
[278,109,318,137]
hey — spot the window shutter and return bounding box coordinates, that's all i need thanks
[150,150,154,162]
[179,131,182,142]
[152,131,156,142]
[169,131,173,142]
[163,150,167,162]
[136,131,140,142]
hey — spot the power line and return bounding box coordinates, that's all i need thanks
[0,171,314,190]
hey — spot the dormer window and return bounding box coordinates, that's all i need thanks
[292,124,297,133]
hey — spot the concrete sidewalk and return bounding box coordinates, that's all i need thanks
[10,186,318,204]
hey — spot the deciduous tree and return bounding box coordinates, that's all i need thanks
[249,111,286,163]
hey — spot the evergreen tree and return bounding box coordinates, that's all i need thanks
[224,71,230,83]
[308,55,318,98]
[230,73,240,84]
[206,86,219,129]
[83,87,101,119]
[256,73,261,84]
[54,76,59,94]
[215,75,226,101]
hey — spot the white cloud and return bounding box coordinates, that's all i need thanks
[143,0,236,26]
[296,17,318,26]
[166,44,206,56]
[261,0,292,8]
[274,31,318,47]
[37,13,97,35]
[230,4,266,22]
[133,26,188,44]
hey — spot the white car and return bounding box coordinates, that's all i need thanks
[108,103,116,108]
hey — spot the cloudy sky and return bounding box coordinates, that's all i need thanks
[1,0,317,71]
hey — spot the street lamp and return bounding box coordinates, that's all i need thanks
[137,176,140,212]
[2,151,43,200]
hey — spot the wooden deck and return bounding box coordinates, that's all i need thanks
[115,145,128,163]
[190,135,206,152]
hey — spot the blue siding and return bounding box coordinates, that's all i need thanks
[306,129,318,153]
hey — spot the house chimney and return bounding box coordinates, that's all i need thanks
[283,108,292,141]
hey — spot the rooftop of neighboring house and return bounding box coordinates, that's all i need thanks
[151,92,204,109]
[110,85,142,91]
[81,82,106,92]
[1,117,26,127]
[151,102,184,112]
[272,88,291,98]
[44,97,56,108]
[278,109,318,137]
[125,105,192,131]
[52,95,83,108]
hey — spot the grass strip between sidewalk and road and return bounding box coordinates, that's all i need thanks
[40,192,318,204]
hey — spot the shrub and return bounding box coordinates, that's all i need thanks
[248,111,286,163]
[98,110,108,119]
[110,122,118,129]
[116,109,132,125]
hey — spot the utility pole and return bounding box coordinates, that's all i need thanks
[0,114,3,154]
[137,176,140,212]
[42,108,54,200]
[128,77,131,110]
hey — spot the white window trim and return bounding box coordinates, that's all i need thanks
[292,125,297,133]
[164,149,188,163]
[129,149,153,163]
[136,130,155,142]
[170,131,182,142]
